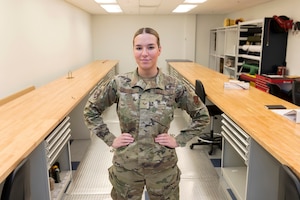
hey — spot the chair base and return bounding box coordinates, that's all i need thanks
[190,132,222,155]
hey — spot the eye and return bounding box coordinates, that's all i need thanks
[135,46,142,50]
[148,45,156,50]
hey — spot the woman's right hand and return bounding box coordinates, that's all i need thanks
[111,133,134,149]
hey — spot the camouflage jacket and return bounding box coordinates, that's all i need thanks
[84,68,210,170]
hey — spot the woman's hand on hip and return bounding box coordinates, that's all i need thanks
[112,133,134,149]
[155,133,179,148]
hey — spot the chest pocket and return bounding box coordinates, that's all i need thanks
[139,89,176,129]
[140,89,175,111]
[117,87,141,117]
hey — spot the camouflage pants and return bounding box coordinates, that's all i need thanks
[108,164,181,200]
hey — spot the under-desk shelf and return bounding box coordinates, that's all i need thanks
[51,170,72,200]
[222,167,247,200]
[221,113,250,200]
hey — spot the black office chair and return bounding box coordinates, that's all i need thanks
[190,79,223,155]
[279,165,300,200]
[267,83,292,102]
[267,83,281,97]
[292,79,300,106]
[1,158,31,200]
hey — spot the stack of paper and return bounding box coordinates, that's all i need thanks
[271,109,300,123]
[224,80,250,90]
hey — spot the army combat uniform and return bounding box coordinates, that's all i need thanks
[84,68,210,200]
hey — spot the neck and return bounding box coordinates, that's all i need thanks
[138,67,158,78]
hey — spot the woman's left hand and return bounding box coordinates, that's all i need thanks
[154,133,179,148]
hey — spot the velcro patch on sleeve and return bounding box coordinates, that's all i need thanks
[193,96,200,105]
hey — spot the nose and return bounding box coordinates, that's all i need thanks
[141,47,148,56]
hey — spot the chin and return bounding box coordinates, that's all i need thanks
[139,63,151,68]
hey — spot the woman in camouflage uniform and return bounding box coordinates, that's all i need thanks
[84,27,210,200]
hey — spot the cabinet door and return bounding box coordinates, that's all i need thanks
[261,18,288,74]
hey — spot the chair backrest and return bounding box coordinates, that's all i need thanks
[292,80,300,106]
[1,158,31,200]
[279,165,300,200]
[267,83,281,97]
[195,79,206,104]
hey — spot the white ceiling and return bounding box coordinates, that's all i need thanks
[65,0,274,15]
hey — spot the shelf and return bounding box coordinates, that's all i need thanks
[210,54,225,58]
[240,54,261,61]
[239,18,264,26]
[51,170,72,200]
[224,53,236,57]
[222,167,247,200]
[239,37,248,41]
[210,17,287,78]
[224,66,235,71]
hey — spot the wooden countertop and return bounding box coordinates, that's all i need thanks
[169,62,300,177]
[0,60,118,183]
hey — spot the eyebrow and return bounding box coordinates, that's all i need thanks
[135,43,156,46]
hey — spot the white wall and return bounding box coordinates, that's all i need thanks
[226,0,300,75]
[0,0,93,98]
[92,15,196,74]
[195,15,225,66]
[2,0,300,98]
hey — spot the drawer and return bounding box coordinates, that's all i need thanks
[170,68,179,78]
[45,116,71,168]
[221,114,251,164]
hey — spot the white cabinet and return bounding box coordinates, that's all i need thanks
[45,116,72,200]
[223,26,238,78]
[221,114,250,199]
[221,114,282,200]
[30,66,117,200]
[29,116,72,200]
[209,26,238,78]
[209,28,225,73]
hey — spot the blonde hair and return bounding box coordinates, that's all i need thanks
[133,27,160,47]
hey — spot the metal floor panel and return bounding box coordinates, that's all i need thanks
[64,194,112,200]
[66,137,113,195]
[177,146,219,179]
[64,106,229,200]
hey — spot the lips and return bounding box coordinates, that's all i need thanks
[140,59,150,63]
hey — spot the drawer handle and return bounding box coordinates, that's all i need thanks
[221,120,249,146]
[222,131,248,162]
[45,116,70,143]
[221,125,249,153]
[222,114,250,139]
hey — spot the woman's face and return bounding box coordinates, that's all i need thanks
[133,33,161,72]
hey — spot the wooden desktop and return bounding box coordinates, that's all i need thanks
[168,61,300,200]
[0,60,118,199]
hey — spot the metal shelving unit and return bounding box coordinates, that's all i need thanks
[209,18,288,80]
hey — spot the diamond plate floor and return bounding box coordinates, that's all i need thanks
[64,106,230,200]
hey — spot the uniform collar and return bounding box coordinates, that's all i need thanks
[130,68,164,90]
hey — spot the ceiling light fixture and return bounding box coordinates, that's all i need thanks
[101,4,123,13]
[172,4,197,13]
[95,0,117,3]
[184,0,207,3]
